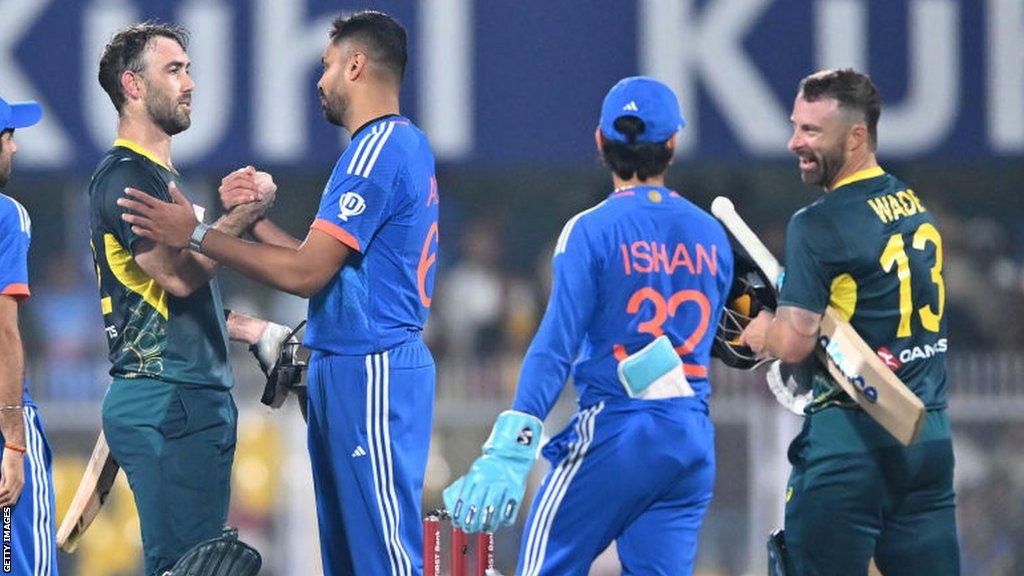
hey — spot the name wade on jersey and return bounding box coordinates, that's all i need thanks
[620,240,718,276]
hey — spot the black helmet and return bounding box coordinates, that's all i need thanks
[712,251,778,370]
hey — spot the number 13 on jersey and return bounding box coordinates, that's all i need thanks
[879,222,944,338]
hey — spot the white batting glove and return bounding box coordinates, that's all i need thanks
[254,322,296,374]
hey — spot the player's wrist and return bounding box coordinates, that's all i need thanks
[4,442,27,454]
[189,221,212,252]
[483,410,543,462]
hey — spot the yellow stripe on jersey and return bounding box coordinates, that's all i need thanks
[830,166,885,191]
[829,273,858,321]
[101,297,112,315]
[103,233,168,319]
[113,138,178,174]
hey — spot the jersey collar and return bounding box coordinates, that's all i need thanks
[113,138,177,174]
[829,166,885,191]
[351,114,401,140]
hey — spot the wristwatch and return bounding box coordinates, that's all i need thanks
[189,222,212,253]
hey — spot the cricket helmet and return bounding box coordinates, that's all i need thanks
[712,251,777,370]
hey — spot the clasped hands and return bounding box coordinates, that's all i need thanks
[117,165,277,249]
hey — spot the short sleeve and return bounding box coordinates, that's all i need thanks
[96,160,171,254]
[311,169,393,253]
[0,199,30,300]
[778,206,847,314]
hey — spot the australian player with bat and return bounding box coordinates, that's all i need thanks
[739,69,960,575]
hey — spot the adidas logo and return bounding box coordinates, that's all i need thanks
[622,101,639,112]
[351,446,367,458]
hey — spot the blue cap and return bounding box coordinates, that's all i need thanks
[599,76,684,143]
[0,97,42,131]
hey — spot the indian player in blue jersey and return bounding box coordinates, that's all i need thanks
[444,77,733,575]
[0,95,58,575]
[118,12,439,575]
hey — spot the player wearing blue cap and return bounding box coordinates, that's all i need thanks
[0,95,59,575]
[444,77,734,575]
[117,11,440,575]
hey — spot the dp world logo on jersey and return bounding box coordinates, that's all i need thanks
[338,191,366,221]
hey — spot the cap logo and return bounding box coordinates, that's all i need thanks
[338,191,366,221]
[622,101,639,112]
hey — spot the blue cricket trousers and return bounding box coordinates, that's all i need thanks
[4,404,57,576]
[307,339,435,576]
[517,397,714,576]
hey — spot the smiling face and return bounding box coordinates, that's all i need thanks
[787,95,851,188]
[138,36,194,136]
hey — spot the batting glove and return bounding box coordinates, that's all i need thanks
[252,321,296,374]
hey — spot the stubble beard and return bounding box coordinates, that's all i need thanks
[146,84,191,136]
[801,145,845,189]
[0,153,10,189]
[321,90,347,127]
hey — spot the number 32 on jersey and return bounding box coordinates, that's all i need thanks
[613,287,711,378]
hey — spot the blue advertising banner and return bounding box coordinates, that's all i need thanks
[1,0,1017,170]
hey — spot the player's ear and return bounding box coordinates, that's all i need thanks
[346,51,367,81]
[847,122,868,153]
[594,127,605,154]
[122,70,142,104]
[666,134,677,156]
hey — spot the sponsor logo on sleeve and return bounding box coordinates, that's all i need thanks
[338,191,366,221]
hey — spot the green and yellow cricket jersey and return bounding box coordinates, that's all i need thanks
[87,139,232,390]
[779,167,947,409]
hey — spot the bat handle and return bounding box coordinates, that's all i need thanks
[711,195,783,283]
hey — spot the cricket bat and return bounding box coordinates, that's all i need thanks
[57,430,120,552]
[711,196,925,445]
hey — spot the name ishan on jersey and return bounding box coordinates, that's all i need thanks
[866,188,927,223]
[619,241,718,276]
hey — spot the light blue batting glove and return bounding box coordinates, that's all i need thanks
[443,410,543,533]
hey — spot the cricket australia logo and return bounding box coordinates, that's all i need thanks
[338,191,366,221]
[820,336,878,403]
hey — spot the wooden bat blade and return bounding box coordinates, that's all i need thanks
[57,430,120,553]
[712,195,926,446]
[818,311,925,445]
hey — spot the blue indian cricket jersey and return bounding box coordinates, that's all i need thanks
[0,194,37,406]
[512,186,733,417]
[0,193,30,300]
[307,115,439,354]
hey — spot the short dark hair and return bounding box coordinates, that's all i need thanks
[98,21,189,115]
[329,11,407,82]
[600,116,674,181]
[798,68,882,150]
